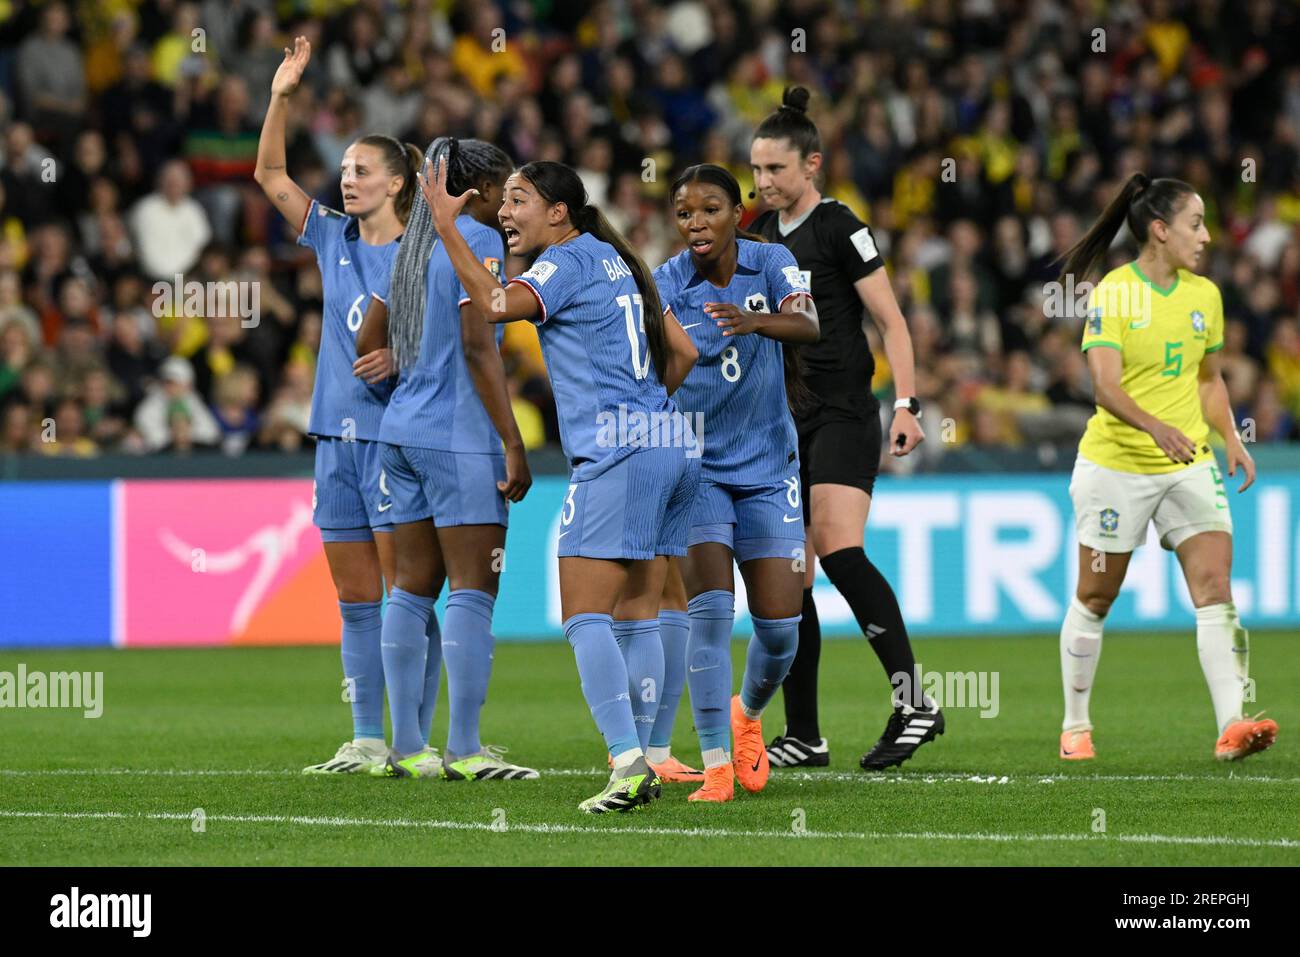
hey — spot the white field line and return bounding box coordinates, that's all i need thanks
[1,767,1298,786]
[0,808,1296,849]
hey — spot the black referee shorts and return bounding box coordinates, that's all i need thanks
[797,396,883,501]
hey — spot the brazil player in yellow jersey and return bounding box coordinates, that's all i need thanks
[1056,173,1277,762]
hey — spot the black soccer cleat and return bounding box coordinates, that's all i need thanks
[766,734,830,768]
[860,705,944,770]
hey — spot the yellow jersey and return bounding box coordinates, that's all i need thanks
[1078,262,1224,474]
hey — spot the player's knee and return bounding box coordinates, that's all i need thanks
[1076,588,1116,618]
[1189,572,1231,607]
[335,581,383,603]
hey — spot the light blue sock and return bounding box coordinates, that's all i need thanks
[613,619,664,752]
[443,588,496,757]
[686,590,735,754]
[380,587,433,756]
[564,612,639,759]
[741,614,801,715]
[339,600,385,740]
[419,611,443,746]
[649,609,690,749]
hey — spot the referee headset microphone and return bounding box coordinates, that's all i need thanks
[387,136,514,371]
[1055,171,1204,464]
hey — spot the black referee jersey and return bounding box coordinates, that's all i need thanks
[752,198,885,413]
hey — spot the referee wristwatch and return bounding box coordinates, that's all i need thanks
[894,396,922,419]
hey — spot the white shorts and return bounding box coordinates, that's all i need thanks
[1069,456,1233,553]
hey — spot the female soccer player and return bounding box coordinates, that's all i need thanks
[362,137,538,781]
[648,163,819,803]
[421,154,700,813]
[1057,172,1276,762]
[749,87,939,771]
[256,36,420,775]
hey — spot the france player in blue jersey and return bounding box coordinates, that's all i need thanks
[421,153,701,812]
[356,138,539,781]
[256,36,423,775]
[640,165,819,802]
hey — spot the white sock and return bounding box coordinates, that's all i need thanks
[701,747,730,769]
[645,745,671,765]
[355,737,386,751]
[741,702,762,720]
[1196,602,1248,733]
[1061,597,1104,731]
[612,747,643,772]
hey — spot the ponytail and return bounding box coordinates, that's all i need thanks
[581,203,668,382]
[1057,173,1196,283]
[515,160,668,383]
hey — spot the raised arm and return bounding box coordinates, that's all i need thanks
[254,36,313,231]
[419,158,539,323]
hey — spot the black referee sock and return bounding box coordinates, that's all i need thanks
[780,588,822,742]
[818,547,923,709]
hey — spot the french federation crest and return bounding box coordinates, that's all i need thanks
[745,292,770,313]
[1087,306,1103,336]
[1191,310,1205,333]
[1099,508,1119,534]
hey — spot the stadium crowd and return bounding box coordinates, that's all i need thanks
[1,0,1299,466]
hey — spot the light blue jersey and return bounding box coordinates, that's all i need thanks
[511,232,685,481]
[654,239,808,485]
[378,215,507,453]
[297,200,399,440]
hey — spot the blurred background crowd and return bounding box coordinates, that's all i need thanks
[1,0,1299,468]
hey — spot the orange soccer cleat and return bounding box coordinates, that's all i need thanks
[649,754,705,783]
[1060,729,1095,760]
[687,763,734,802]
[731,695,770,793]
[1214,713,1278,761]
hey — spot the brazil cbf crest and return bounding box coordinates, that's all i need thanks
[1087,306,1103,336]
[1099,508,1119,535]
[1190,310,1206,334]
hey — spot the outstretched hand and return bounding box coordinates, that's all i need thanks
[271,36,311,98]
[418,155,479,229]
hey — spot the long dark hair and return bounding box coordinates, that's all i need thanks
[753,86,822,159]
[516,160,668,382]
[387,137,515,370]
[354,134,424,225]
[670,162,813,414]
[1057,173,1197,283]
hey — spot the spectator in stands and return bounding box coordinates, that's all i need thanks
[129,160,212,280]
[133,355,220,452]
[15,2,85,154]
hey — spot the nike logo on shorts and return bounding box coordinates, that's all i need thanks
[783,514,800,523]
[377,502,392,512]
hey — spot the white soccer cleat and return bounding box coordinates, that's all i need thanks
[303,739,388,775]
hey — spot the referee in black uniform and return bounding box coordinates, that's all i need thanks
[750,87,944,770]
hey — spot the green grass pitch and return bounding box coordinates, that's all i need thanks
[1,631,1296,866]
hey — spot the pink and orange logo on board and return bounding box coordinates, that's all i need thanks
[122,479,339,646]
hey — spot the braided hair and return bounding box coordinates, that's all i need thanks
[387,137,514,370]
